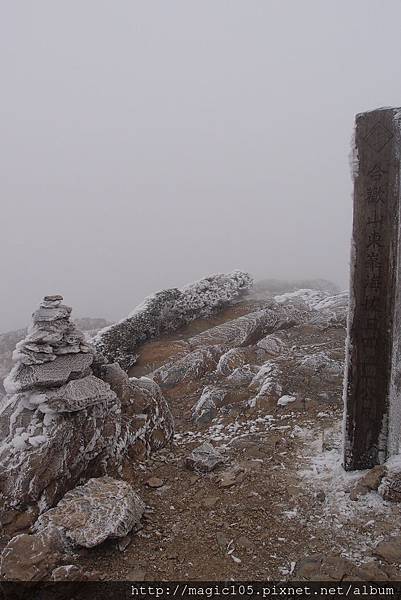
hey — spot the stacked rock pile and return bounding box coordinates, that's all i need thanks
[0,296,122,528]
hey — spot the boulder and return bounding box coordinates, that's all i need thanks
[35,477,145,548]
[154,345,223,389]
[0,526,65,581]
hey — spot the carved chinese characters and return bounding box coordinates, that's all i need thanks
[344,108,401,470]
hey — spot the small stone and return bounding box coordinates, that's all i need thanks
[216,532,230,548]
[186,442,224,473]
[350,465,386,500]
[203,496,219,508]
[374,538,401,563]
[118,535,132,551]
[315,490,326,503]
[126,568,146,581]
[295,555,323,579]
[218,466,244,488]
[237,535,253,549]
[146,477,165,488]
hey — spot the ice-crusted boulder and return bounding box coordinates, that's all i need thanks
[35,476,145,548]
[94,271,253,370]
[191,385,226,424]
[0,296,174,529]
[153,345,224,389]
[101,363,174,459]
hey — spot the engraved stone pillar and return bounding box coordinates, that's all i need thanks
[344,107,401,471]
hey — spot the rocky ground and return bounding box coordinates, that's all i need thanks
[3,282,401,582]
[75,289,401,581]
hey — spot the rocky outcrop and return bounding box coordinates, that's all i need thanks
[187,306,301,350]
[101,363,174,459]
[153,345,224,389]
[191,386,226,423]
[35,476,145,548]
[94,271,253,370]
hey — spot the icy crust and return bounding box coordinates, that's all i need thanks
[94,270,253,370]
[35,476,145,548]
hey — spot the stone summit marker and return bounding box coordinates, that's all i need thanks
[344,107,401,471]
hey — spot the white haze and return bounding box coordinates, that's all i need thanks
[1,1,401,330]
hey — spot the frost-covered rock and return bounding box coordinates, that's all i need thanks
[35,375,117,413]
[256,334,285,356]
[187,306,298,350]
[299,352,344,377]
[277,395,296,407]
[192,386,226,424]
[227,364,258,386]
[101,363,174,458]
[379,456,401,502]
[4,353,94,394]
[35,476,145,548]
[247,362,282,409]
[94,271,253,370]
[185,442,224,472]
[216,347,247,376]
[154,345,224,389]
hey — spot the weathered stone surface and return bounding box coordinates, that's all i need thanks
[192,386,226,423]
[350,465,386,500]
[40,375,116,412]
[344,108,401,470]
[51,565,102,581]
[35,477,145,548]
[0,299,124,519]
[299,352,343,378]
[374,537,401,563]
[186,442,224,473]
[379,457,401,502]
[187,307,294,350]
[4,353,93,393]
[256,334,285,356]
[94,271,253,370]
[0,526,65,581]
[0,396,122,513]
[154,345,223,389]
[101,364,174,458]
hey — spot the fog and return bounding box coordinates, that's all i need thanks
[1,1,401,331]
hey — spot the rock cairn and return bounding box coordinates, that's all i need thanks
[0,296,122,527]
[0,295,174,534]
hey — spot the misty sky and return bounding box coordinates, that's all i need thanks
[2,1,401,331]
